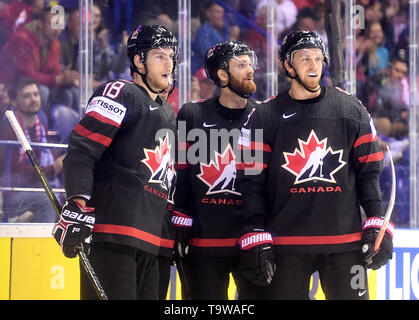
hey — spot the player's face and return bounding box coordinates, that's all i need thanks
[15,84,41,115]
[145,47,175,91]
[290,48,323,91]
[228,54,256,96]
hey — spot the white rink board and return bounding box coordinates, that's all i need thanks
[376,229,419,300]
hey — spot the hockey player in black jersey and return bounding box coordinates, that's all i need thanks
[170,40,274,299]
[52,25,178,299]
[238,31,393,300]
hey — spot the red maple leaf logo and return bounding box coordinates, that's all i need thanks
[197,144,241,195]
[282,130,346,184]
[141,133,172,189]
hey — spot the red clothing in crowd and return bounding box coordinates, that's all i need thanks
[0,110,56,188]
[0,0,33,36]
[0,23,61,87]
[292,0,322,10]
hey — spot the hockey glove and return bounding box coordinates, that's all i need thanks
[361,217,394,270]
[239,229,276,286]
[171,208,193,258]
[52,199,95,258]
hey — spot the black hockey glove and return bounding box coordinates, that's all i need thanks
[171,208,193,258]
[239,229,276,286]
[361,217,394,270]
[52,199,95,258]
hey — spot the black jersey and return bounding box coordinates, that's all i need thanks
[172,97,260,255]
[63,80,176,257]
[239,86,384,254]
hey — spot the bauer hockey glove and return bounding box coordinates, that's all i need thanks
[171,208,193,257]
[239,229,276,286]
[52,198,95,258]
[361,217,394,270]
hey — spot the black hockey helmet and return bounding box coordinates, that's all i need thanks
[204,40,257,87]
[279,30,329,65]
[127,24,178,76]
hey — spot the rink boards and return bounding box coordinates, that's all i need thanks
[0,224,418,300]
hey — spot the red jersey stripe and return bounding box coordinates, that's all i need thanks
[74,124,112,147]
[354,133,377,147]
[177,142,191,150]
[86,110,121,128]
[358,151,384,163]
[93,224,174,248]
[238,141,272,152]
[189,237,238,247]
[273,232,362,245]
[236,162,267,171]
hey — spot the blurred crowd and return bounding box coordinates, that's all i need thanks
[0,0,414,225]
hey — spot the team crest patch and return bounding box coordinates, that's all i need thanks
[142,133,174,191]
[197,144,241,196]
[282,130,346,184]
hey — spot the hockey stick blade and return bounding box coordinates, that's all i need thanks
[5,110,108,300]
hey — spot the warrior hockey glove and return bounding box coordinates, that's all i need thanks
[361,217,394,270]
[52,199,95,258]
[239,229,276,286]
[171,208,193,257]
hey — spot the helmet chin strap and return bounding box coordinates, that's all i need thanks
[134,64,166,95]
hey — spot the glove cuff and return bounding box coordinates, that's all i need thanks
[72,199,95,213]
[362,217,395,239]
[171,210,193,227]
[239,230,273,250]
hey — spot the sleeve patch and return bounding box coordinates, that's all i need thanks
[86,96,126,125]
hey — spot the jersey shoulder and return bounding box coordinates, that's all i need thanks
[177,97,215,120]
[328,86,370,123]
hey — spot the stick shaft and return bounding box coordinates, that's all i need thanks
[5,110,108,300]
[373,145,396,252]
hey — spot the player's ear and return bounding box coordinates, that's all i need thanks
[284,60,295,77]
[134,55,145,74]
[217,69,229,86]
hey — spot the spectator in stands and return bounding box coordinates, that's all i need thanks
[0,7,78,113]
[365,21,389,77]
[243,4,268,72]
[191,1,240,73]
[292,0,323,11]
[0,77,65,222]
[0,83,10,118]
[91,3,118,86]
[279,6,319,41]
[371,52,409,139]
[193,67,217,100]
[256,0,297,36]
[57,8,80,112]
[0,0,44,47]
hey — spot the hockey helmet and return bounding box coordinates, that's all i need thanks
[127,24,178,76]
[279,30,329,65]
[204,41,257,86]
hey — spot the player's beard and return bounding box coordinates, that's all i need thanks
[230,75,256,97]
[296,70,321,92]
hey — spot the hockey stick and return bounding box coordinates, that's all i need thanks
[5,110,108,300]
[366,145,396,265]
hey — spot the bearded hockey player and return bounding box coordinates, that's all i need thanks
[238,31,393,300]
[52,25,177,300]
[170,40,271,299]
